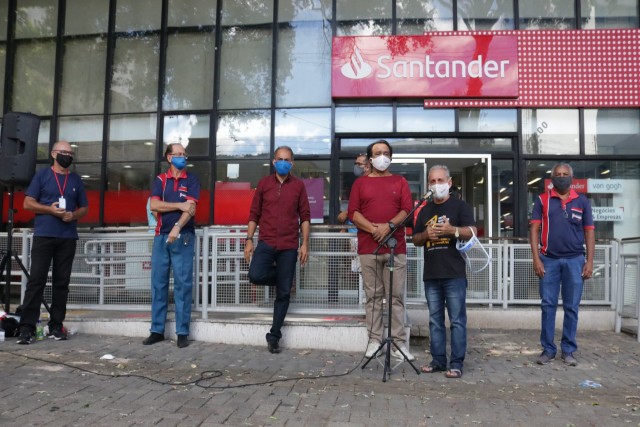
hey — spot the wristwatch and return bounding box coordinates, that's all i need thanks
[388,221,395,230]
[454,227,460,238]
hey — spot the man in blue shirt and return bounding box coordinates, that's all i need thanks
[143,143,199,348]
[17,141,89,344]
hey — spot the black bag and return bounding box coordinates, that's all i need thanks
[1,316,20,337]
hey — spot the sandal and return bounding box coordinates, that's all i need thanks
[420,364,446,374]
[445,369,462,379]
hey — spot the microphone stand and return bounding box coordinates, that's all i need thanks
[361,193,431,381]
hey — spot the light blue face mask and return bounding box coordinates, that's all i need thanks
[274,160,292,176]
[171,156,187,170]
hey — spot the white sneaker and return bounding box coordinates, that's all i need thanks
[391,345,415,361]
[365,341,380,358]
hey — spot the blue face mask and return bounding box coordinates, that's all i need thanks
[171,156,187,170]
[274,160,292,176]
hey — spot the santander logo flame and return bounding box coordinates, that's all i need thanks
[340,47,372,79]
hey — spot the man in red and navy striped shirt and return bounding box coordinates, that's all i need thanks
[530,163,595,367]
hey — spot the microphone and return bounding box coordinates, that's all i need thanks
[421,189,433,201]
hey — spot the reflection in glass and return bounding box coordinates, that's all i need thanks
[65,0,109,35]
[459,109,517,133]
[519,1,575,29]
[274,108,331,155]
[168,0,217,27]
[492,160,514,237]
[164,33,215,110]
[397,107,455,132]
[0,1,8,40]
[13,41,55,116]
[337,0,392,35]
[36,119,51,161]
[581,0,638,29]
[164,114,210,156]
[396,0,454,34]
[15,0,57,39]
[70,163,101,226]
[457,0,514,30]
[115,0,162,32]
[59,116,104,162]
[111,36,160,113]
[215,159,271,225]
[109,114,157,162]
[0,46,5,114]
[335,106,393,133]
[60,38,107,115]
[521,109,579,154]
[105,162,156,225]
[584,109,640,155]
[216,110,271,158]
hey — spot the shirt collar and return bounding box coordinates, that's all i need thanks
[550,187,579,202]
[166,168,187,179]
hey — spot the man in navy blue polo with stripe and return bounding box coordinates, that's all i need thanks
[143,142,199,348]
[530,162,595,367]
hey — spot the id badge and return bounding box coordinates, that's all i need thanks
[58,197,66,209]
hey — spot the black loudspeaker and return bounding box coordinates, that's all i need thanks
[0,112,40,187]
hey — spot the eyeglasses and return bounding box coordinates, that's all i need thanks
[54,150,74,156]
[171,153,188,159]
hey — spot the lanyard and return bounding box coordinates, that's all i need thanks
[52,167,69,197]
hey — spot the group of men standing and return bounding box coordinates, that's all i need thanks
[15,140,595,377]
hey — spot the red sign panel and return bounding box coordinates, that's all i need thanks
[332,35,518,98]
[543,179,588,194]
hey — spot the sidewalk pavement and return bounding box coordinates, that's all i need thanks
[0,329,638,427]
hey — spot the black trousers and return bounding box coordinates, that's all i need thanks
[19,237,77,332]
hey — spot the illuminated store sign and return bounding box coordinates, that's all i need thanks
[332,35,518,98]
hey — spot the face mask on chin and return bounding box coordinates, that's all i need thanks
[430,183,450,200]
[371,155,391,172]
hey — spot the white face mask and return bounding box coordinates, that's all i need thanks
[371,155,391,172]
[430,183,450,200]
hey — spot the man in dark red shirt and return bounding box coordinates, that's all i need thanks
[244,146,311,354]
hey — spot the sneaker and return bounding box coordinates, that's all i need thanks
[365,340,380,358]
[177,335,189,348]
[17,329,34,345]
[267,339,281,354]
[391,345,416,361]
[561,352,578,366]
[536,351,555,365]
[142,332,165,345]
[47,326,68,341]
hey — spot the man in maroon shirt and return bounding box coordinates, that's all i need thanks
[244,146,311,354]
[348,140,415,361]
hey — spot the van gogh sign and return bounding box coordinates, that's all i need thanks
[332,35,518,98]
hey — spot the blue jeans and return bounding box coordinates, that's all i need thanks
[424,278,468,371]
[539,254,584,356]
[248,241,298,342]
[150,232,194,336]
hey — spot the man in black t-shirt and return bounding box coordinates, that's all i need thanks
[412,165,476,379]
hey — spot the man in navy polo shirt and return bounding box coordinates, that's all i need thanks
[244,146,310,354]
[18,141,89,344]
[143,142,199,349]
[530,162,595,367]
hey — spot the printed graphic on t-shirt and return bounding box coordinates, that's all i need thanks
[425,214,450,249]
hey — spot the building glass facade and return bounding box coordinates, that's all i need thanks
[0,0,638,240]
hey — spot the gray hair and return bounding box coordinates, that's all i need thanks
[552,162,573,177]
[428,164,450,179]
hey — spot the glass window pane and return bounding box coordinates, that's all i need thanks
[581,0,638,29]
[215,159,270,225]
[168,0,217,27]
[58,116,104,162]
[216,110,271,158]
[105,162,156,225]
[71,163,101,226]
[458,0,514,31]
[163,114,210,156]
[65,0,109,35]
[218,28,272,109]
[584,109,640,155]
[396,0,454,34]
[0,46,5,114]
[221,0,273,26]
[337,0,392,36]
[111,36,160,113]
[36,119,51,161]
[0,1,8,40]
[274,108,331,155]
[15,0,57,39]
[13,41,55,116]
[186,160,211,226]
[164,32,215,110]
[397,107,455,132]
[492,160,515,237]
[522,109,579,154]
[279,0,332,22]
[519,1,575,29]
[59,38,107,115]
[115,0,162,32]
[459,109,517,133]
[109,114,157,162]
[276,8,332,107]
[335,106,393,133]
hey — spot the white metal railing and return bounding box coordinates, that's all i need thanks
[614,237,640,342]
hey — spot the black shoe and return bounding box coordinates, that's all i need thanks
[177,335,189,348]
[17,329,34,345]
[267,340,281,354]
[142,332,165,345]
[47,326,68,341]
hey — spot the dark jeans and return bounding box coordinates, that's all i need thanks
[19,237,77,332]
[248,241,298,342]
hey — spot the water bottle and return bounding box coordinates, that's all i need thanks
[36,320,44,340]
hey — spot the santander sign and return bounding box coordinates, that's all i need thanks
[332,35,518,98]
